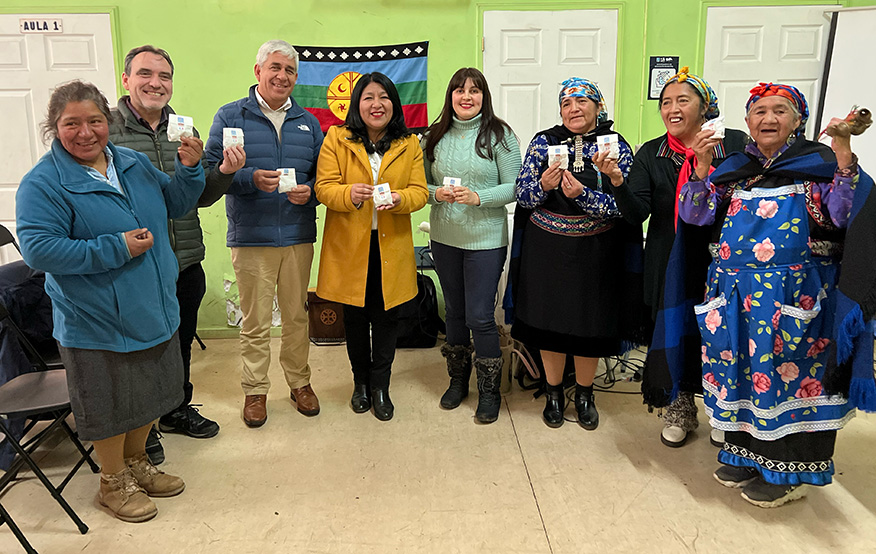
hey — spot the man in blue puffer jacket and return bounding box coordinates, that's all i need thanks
[205,40,323,427]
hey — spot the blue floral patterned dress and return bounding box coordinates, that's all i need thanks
[680,138,857,485]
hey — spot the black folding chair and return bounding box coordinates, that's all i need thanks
[0,224,19,255]
[0,302,99,552]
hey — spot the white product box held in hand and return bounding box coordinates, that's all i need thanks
[547,145,569,169]
[277,168,297,193]
[597,134,619,159]
[167,114,194,142]
[442,176,461,194]
[223,127,244,148]
[373,183,394,206]
[701,116,725,140]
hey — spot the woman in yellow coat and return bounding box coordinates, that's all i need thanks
[315,72,428,421]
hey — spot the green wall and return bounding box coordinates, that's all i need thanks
[6,0,874,336]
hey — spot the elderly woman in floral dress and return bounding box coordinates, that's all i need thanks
[678,83,870,508]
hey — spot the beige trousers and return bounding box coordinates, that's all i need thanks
[231,244,313,395]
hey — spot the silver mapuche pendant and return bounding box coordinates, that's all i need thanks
[572,135,586,173]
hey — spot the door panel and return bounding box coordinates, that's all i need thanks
[484,9,619,157]
[0,13,115,263]
[704,6,832,140]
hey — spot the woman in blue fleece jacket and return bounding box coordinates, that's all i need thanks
[15,81,205,523]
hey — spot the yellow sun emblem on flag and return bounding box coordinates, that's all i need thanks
[327,71,362,121]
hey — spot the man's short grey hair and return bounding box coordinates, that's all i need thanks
[256,40,299,70]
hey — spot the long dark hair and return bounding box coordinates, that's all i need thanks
[423,67,513,162]
[345,72,410,155]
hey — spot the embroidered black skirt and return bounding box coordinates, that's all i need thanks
[511,211,626,357]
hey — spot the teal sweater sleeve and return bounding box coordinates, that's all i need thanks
[476,133,521,208]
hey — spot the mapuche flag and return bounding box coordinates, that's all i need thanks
[292,41,428,133]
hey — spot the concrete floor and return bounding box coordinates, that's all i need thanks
[1,338,875,553]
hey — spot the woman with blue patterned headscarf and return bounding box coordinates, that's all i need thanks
[611,67,749,449]
[508,77,646,430]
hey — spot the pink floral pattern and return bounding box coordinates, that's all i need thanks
[752,372,772,394]
[807,338,830,358]
[749,338,757,357]
[773,334,783,355]
[720,350,733,361]
[755,199,779,219]
[704,309,722,334]
[701,345,710,365]
[704,372,719,387]
[799,295,815,311]
[727,197,742,216]
[718,385,728,400]
[795,377,823,399]
[776,362,800,383]
[743,294,752,312]
[752,237,776,262]
[719,242,731,260]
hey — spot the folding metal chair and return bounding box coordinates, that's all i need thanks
[0,301,99,552]
[0,224,19,255]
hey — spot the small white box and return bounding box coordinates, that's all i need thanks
[277,168,297,193]
[442,176,461,193]
[167,114,194,142]
[597,134,619,159]
[373,182,394,206]
[701,116,726,140]
[223,127,244,149]
[547,145,568,169]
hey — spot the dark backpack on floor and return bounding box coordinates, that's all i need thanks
[396,273,444,348]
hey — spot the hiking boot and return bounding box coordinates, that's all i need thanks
[741,477,807,508]
[474,356,502,424]
[440,343,472,409]
[713,465,759,488]
[145,426,164,465]
[125,452,185,498]
[159,405,220,438]
[98,468,157,523]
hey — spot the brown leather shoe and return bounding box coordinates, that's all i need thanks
[243,394,267,427]
[290,384,320,416]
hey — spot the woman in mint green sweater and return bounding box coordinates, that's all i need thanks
[422,67,521,424]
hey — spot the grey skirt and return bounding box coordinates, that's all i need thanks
[58,333,184,441]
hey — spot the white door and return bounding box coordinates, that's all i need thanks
[0,13,116,263]
[483,10,619,156]
[704,5,833,140]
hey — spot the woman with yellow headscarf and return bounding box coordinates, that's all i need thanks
[612,68,747,448]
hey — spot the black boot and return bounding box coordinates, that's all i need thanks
[543,383,565,428]
[440,343,473,409]
[474,357,503,424]
[351,383,371,413]
[575,384,599,430]
[371,388,394,421]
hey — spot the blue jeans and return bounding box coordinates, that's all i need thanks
[431,241,507,358]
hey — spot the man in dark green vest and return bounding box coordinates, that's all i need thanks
[109,45,245,464]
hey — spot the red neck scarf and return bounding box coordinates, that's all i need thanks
[667,132,714,231]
